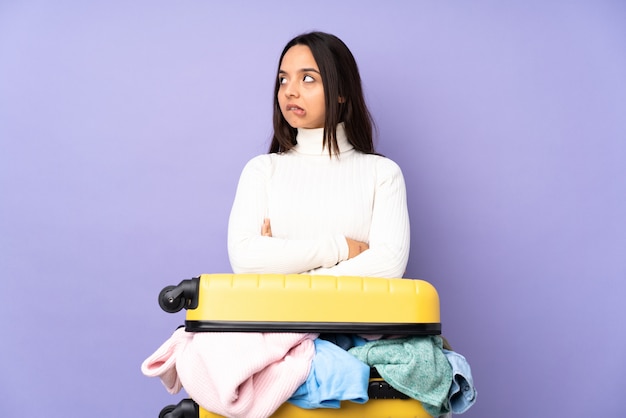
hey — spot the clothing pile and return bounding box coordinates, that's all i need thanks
[142,328,477,418]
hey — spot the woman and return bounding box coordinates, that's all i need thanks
[227,31,410,278]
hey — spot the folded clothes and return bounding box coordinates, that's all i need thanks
[289,338,370,409]
[443,349,477,414]
[141,328,318,418]
[318,333,368,350]
[349,336,453,416]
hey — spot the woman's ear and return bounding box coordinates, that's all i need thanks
[338,96,346,103]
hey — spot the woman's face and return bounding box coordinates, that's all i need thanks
[277,45,325,129]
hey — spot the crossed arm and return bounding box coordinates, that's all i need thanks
[228,155,410,278]
[261,218,369,259]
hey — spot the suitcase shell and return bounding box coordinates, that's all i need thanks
[202,399,432,418]
[161,394,433,418]
[200,400,431,418]
[157,274,442,418]
[159,274,441,335]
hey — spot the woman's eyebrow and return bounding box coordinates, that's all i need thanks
[278,67,321,75]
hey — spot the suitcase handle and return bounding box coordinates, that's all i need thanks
[158,277,200,313]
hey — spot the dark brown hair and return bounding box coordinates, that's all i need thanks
[269,32,376,156]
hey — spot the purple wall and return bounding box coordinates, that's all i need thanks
[1,1,625,416]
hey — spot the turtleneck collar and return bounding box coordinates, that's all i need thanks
[292,123,353,156]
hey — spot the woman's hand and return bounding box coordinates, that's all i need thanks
[346,237,369,259]
[261,218,273,237]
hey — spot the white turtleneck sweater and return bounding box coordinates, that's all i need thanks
[227,124,410,278]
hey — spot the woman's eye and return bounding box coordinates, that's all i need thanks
[303,75,315,83]
[279,77,287,85]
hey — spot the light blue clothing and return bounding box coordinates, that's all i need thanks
[318,333,368,350]
[443,349,477,414]
[288,339,370,409]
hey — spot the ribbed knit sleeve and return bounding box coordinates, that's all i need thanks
[227,155,349,274]
[307,157,410,278]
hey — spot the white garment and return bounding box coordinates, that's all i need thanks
[228,123,410,278]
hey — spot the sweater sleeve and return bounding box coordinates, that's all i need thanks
[227,155,349,274]
[306,157,410,278]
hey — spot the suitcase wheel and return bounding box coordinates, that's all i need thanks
[158,285,187,313]
[159,404,176,418]
[158,278,200,313]
[159,399,198,418]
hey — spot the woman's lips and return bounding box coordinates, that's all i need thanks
[286,104,305,116]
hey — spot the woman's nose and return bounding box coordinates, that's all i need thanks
[284,80,299,98]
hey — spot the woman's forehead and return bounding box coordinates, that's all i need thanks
[280,45,319,72]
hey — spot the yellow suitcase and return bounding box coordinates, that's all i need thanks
[160,395,434,418]
[159,274,440,335]
[157,274,442,418]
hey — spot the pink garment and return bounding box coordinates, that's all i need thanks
[141,328,318,418]
[141,327,192,393]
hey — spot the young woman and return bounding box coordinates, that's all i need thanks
[227,31,410,278]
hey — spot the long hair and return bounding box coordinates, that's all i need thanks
[269,32,376,156]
